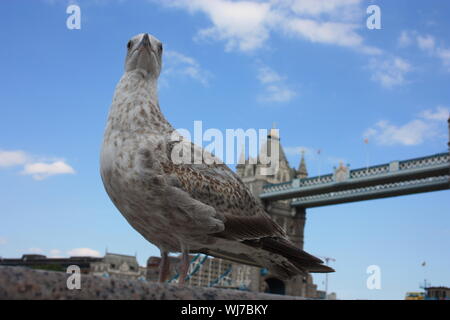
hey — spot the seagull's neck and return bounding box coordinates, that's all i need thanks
[108,70,172,134]
[119,70,160,110]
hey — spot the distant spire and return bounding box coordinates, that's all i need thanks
[297,150,308,179]
[268,123,280,140]
[258,126,286,167]
[236,144,246,177]
[238,144,246,166]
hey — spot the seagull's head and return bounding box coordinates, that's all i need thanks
[124,33,163,78]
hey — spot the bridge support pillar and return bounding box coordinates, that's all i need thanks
[294,207,307,250]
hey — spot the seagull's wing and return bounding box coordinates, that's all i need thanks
[160,139,334,276]
[160,139,286,241]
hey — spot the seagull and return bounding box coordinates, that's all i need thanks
[100,33,334,286]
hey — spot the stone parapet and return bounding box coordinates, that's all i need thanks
[0,266,303,300]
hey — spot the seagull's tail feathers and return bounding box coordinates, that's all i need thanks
[202,247,303,280]
[245,237,335,279]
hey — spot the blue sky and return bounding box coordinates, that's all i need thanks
[0,0,449,299]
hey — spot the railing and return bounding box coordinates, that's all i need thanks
[292,175,449,207]
[262,181,292,192]
[301,174,334,186]
[399,153,449,170]
[262,152,449,195]
[350,164,389,179]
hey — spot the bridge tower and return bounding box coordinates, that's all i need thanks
[448,115,450,151]
[236,128,306,247]
[236,128,317,297]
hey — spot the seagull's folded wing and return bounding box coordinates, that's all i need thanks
[161,140,286,239]
[162,140,334,274]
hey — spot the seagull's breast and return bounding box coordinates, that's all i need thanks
[100,120,193,251]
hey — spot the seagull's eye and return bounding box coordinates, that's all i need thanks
[158,43,163,53]
[127,41,133,50]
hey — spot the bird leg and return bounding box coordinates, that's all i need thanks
[158,250,170,283]
[177,244,190,286]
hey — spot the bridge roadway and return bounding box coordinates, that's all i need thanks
[260,152,450,208]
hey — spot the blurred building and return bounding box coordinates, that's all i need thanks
[91,253,146,280]
[0,254,102,273]
[1,252,146,280]
[425,286,450,300]
[405,292,425,300]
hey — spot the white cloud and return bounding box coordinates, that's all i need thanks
[67,248,102,257]
[22,247,101,258]
[398,30,412,47]
[399,31,450,71]
[277,1,381,54]
[364,119,431,146]
[0,149,76,180]
[162,50,211,86]
[368,57,412,88]
[22,161,75,180]
[257,65,296,103]
[158,0,378,54]
[0,237,7,245]
[276,0,361,17]
[416,34,450,71]
[281,18,363,49]
[261,85,296,103]
[417,34,436,53]
[420,106,449,121]
[258,66,283,84]
[166,0,272,52]
[0,150,28,167]
[364,106,448,146]
[436,47,450,71]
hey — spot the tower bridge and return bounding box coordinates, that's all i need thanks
[230,117,450,297]
[150,118,450,298]
[260,152,450,208]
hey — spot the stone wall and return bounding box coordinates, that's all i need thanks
[0,266,303,300]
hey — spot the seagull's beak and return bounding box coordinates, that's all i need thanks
[138,33,151,52]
